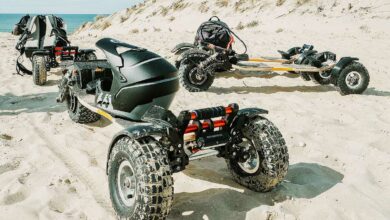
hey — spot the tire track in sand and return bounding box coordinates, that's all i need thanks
[27,121,115,216]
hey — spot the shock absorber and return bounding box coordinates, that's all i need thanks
[183,105,236,134]
[179,104,239,160]
[180,104,238,145]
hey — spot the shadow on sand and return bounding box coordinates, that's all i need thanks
[363,87,390,97]
[208,85,336,94]
[42,79,61,87]
[208,85,390,96]
[0,92,65,116]
[0,92,115,128]
[170,162,343,220]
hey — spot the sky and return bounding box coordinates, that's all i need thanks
[0,0,144,14]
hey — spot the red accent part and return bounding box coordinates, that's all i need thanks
[225,106,233,114]
[227,35,235,49]
[213,120,227,127]
[184,119,226,134]
[191,148,201,154]
[185,124,198,133]
[55,47,63,51]
[55,51,76,56]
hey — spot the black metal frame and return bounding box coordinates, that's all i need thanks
[106,104,269,173]
[24,45,95,71]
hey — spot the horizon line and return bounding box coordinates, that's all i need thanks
[0,12,110,15]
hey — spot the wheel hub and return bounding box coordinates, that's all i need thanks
[319,71,331,79]
[117,160,136,207]
[189,67,208,85]
[237,138,260,174]
[345,71,362,88]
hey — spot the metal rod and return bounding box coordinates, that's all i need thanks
[189,149,219,161]
[249,57,288,63]
[202,143,226,150]
[233,63,334,73]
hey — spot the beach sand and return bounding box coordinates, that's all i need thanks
[0,0,389,219]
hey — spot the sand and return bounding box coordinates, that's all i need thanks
[0,0,390,219]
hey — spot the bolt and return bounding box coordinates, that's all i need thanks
[124,179,131,188]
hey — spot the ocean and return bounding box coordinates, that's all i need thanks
[0,14,105,34]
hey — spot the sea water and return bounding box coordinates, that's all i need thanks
[0,14,104,34]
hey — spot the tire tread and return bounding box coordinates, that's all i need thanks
[32,55,47,85]
[337,62,370,95]
[227,117,289,192]
[108,136,173,220]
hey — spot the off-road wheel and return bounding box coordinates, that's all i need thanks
[298,58,311,81]
[178,50,215,92]
[108,136,174,220]
[172,43,195,69]
[175,59,182,69]
[227,117,289,192]
[66,91,100,124]
[337,62,370,95]
[309,71,332,85]
[173,50,189,69]
[300,72,311,81]
[32,55,47,85]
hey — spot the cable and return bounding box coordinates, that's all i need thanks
[201,19,248,55]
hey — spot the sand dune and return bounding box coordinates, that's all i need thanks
[1,0,390,219]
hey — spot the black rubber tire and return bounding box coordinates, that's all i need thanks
[175,60,181,69]
[226,117,289,192]
[32,55,47,85]
[298,59,311,81]
[300,72,311,81]
[66,92,100,124]
[309,72,331,85]
[178,51,215,92]
[108,136,174,220]
[174,50,187,69]
[179,63,215,92]
[300,57,331,85]
[85,52,97,61]
[337,62,370,95]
